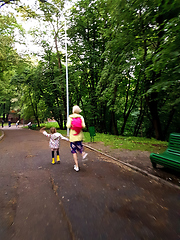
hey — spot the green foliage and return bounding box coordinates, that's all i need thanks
[97,0,180,139]
[40,121,59,129]
[83,132,168,153]
[67,0,110,131]
[1,0,180,141]
[39,121,167,153]
[0,13,23,119]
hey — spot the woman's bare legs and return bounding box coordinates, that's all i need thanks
[82,151,88,159]
[73,153,78,168]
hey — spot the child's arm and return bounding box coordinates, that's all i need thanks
[61,135,69,141]
[55,133,69,141]
[40,127,46,133]
[40,127,50,137]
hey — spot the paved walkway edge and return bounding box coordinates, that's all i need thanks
[0,130,4,141]
[84,144,180,190]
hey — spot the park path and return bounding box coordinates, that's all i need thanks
[0,127,179,240]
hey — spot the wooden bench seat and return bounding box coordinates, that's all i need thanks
[150,133,180,172]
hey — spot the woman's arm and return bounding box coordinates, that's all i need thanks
[66,117,72,128]
[81,116,86,128]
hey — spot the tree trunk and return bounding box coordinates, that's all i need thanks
[163,107,175,140]
[111,111,118,135]
[29,93,40,127]
[120,115,128,135]
[133,99,146,136]
[54,33,66,118]
[56,116,63,129]
[145,94,163,140]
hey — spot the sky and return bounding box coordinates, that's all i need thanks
[2,0,74,61]
[2,0,44,58]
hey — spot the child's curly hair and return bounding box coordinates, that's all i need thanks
[50,127,56,134]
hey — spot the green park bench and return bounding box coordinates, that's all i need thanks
[150,133,180,172]
[89,126,96,142]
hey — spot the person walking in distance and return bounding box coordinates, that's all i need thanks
[16,120,19,128]
[40,127,69,165]
[66,105,88,172]
[1,119,4,128]
[8,119,11,127]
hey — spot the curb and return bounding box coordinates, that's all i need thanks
[84,144,180,190]
[0,130,4,141]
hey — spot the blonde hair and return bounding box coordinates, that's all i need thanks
[72,105,82,114]
[50,127,56,134]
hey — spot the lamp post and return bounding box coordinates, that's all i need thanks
[65,19,69,136]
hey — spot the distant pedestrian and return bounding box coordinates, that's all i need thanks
[8,119,11,127]
[16,120,19,128]
[66,105,88,172]
[1,119,4,128]
[40,127,69,165]
[27,122,32,129]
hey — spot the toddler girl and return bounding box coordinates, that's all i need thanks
[40,127,69,164]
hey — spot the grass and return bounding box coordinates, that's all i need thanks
[35,122,168,154]
[23,122,59,129]
[40,122,59,129]
[85,133,167,153]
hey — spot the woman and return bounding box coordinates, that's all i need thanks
[67,105,88,172]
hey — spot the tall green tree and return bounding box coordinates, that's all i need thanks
[37,0,67,118]
[100,0,180,139]
[68,0,111,131]
[0,13,22,120]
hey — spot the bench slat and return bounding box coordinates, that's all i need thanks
[150,133,180,171]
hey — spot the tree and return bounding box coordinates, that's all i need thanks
[37,0,67,118]
[68,0,111,131]
[0,13,23,120]
[100,0,180,139]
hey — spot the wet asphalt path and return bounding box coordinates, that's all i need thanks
[0,127,179,240]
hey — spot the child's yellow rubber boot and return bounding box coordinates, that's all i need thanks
[57,155,60,164]
[51,158,55,165]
